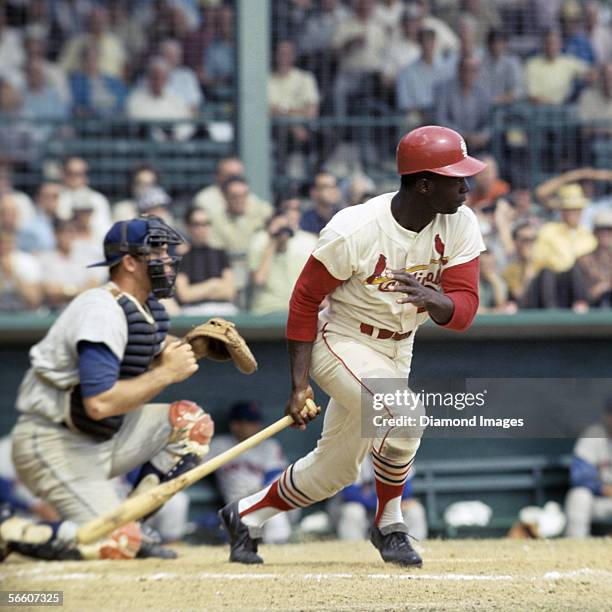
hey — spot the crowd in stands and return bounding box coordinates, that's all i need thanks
[0,1,611,316]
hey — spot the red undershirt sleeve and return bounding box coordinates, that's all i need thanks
[438,256,480,332]
[286,255,344,342]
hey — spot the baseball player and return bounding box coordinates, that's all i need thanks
[219,126,486,566]
[565,398,612,537]
[9,215,214,560]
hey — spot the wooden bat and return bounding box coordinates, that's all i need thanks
[77,399,320,545]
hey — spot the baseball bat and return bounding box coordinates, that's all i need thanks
[77,399,320,545]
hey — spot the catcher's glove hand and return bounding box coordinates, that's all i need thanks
[182,318,257,375]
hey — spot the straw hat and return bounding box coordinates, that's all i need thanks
[552,183,589,210]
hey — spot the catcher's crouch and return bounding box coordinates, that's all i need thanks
[8,216,254,561]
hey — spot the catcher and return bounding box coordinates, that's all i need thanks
[9,216,256,561]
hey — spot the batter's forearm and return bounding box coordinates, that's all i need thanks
[288,339,313,391]
[425,292,454,325]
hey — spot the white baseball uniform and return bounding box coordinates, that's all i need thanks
[239,193,484,529]
[565,423,612,537]
[10,283,180,524]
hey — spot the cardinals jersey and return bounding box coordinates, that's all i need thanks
[312,192,485,334]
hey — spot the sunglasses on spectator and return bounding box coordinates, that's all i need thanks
[190,220,211,227]
[517,235,536,243]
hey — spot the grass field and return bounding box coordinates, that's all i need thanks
[3,539,611,611]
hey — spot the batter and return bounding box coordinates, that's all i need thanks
[220,126,486,566]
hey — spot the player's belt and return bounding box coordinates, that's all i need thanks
[359,323,412,341]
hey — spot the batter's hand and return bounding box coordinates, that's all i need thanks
[285,385,318,430]
[385,269,438,308]
[159,340,199,383]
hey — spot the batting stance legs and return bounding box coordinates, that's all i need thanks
[223,325,424,563]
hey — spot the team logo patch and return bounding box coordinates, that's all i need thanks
[460,138,468,158]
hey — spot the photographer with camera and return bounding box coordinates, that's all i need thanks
[247,211,317,315]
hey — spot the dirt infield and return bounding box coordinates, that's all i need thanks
[3,539,611,611]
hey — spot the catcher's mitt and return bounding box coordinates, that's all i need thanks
[182,318,257,375]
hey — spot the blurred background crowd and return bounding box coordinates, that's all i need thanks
[0,0,611,317]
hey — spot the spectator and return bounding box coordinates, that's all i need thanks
[21,57,69,121]
[269,40,320,180]
[502,221,539,306]
[411,0,460,57]
[193,156,272,219]
[529,183,596,309]
[57,156,112,242]
[525,29,589,105]
[126,58,194,141]
[112,164,160,222]
[584,0,612,64]
[298,0,349,57]
[396,28,452,123]
[565,398,612,537]
[480,29,525,105]
[208,176,273,306]
[0,5,25,75]
[59,6,127,79]
[175,207,237,316]
[455,0,502,48]
[452,15,485,64]
[329,456,427,542]
[40,219,106,310]
[209,401,291,544]
[0,163,35,229]
[0,79,38,166]
[107,0,147,61]
[373,0,406,39]
[478,250,513,313]
[135,186,176,226]
[17,182,62,254]
[300,172,341,235]
[51,0,96,42]
[577,61,612,140]
[344,171,376,206]
[380,8,423,90]
[434,55,492,154]
[248,212,317,315]
[69,43,127,117]
[466,155,513,266]
[560,1,596,65]
[159,38,203,113]
[577,210,612,307]
[332,0,386,117]
[200,4,235,102]
[18,27,70,105]
[69,190,105,262]
[0,228,42,313]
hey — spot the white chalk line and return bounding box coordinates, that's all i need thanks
[4,567,611,584]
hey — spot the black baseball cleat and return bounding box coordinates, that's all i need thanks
[370,523,423,568]
[218,501,263,564]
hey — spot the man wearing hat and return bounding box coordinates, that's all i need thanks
[209,401,291,544]
[565,397,612,537]
[577,209,612,307]
[9,216,214,560]
[530,183,596,308]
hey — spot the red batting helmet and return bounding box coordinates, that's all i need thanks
[396,125,486,177]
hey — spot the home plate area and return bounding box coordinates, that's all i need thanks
[3,539,611,610]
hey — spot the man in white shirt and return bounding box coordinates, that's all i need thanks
[126,58,194,140]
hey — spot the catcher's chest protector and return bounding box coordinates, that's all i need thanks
[117,293,170,378]
[65,292,170,441]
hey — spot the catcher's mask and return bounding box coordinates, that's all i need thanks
[88,215,185,299]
